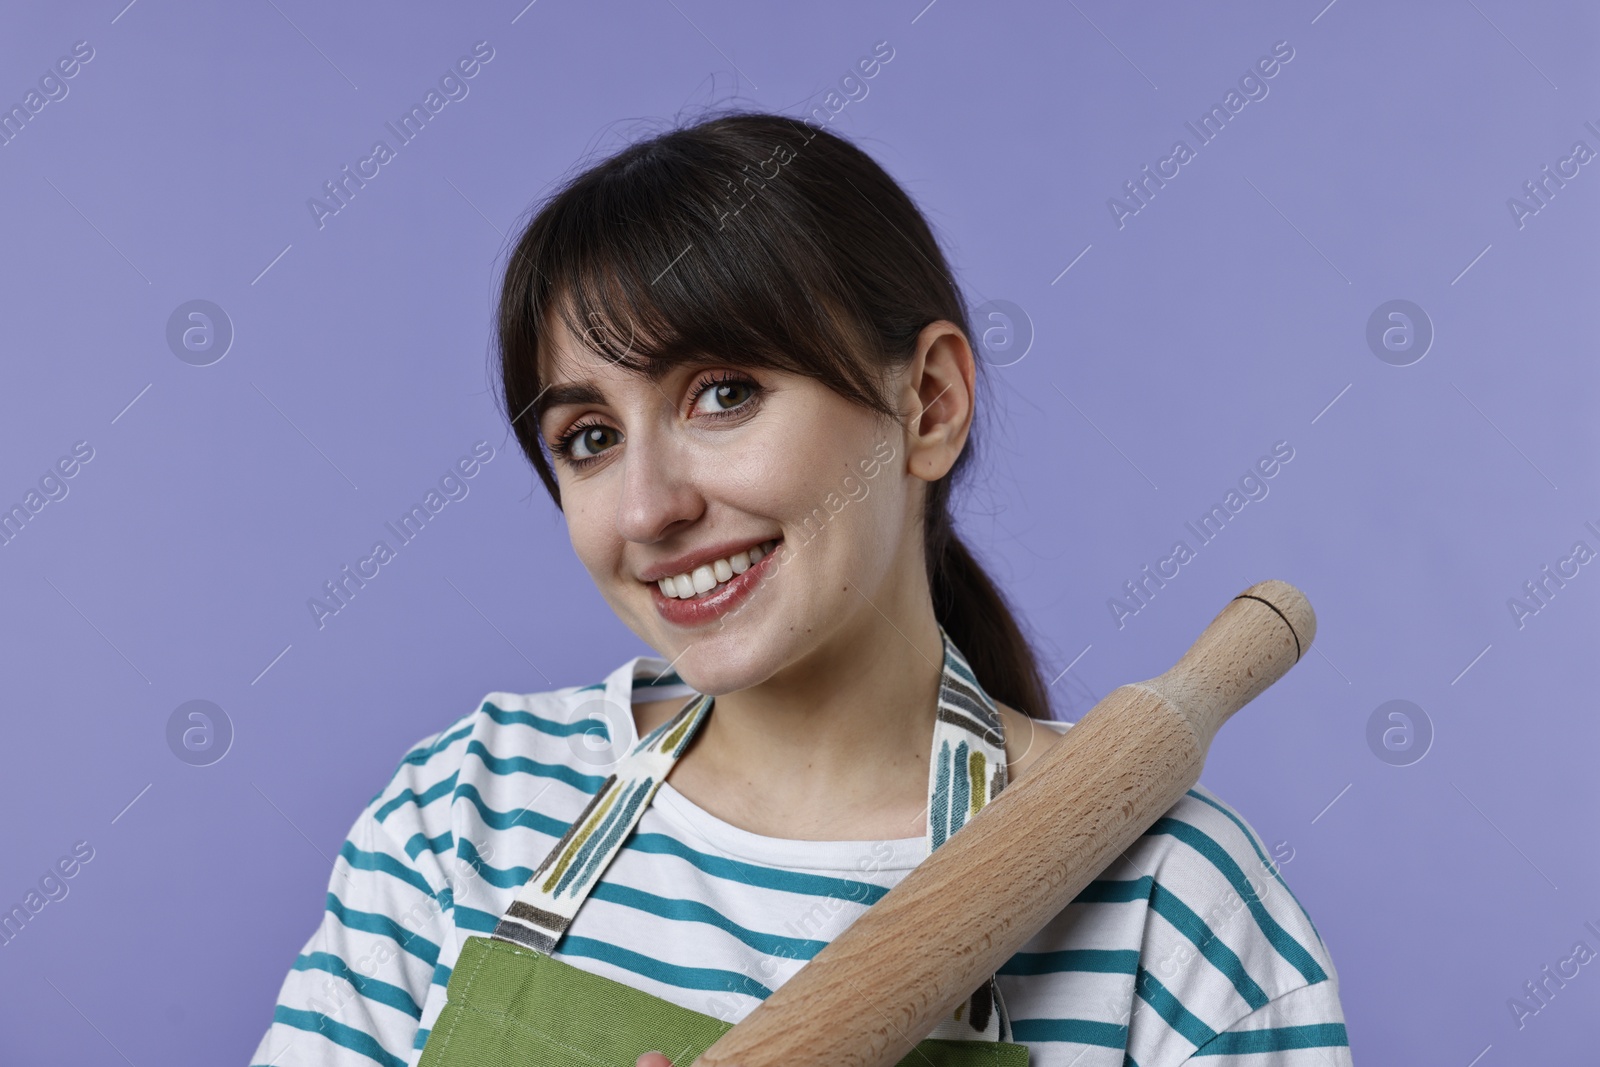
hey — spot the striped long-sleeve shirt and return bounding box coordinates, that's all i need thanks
[251,653,1353,1066]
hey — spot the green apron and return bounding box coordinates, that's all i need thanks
[419,624,1032,1066]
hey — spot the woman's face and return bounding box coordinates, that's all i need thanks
[536,319,924,696]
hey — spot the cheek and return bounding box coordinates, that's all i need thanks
[845,469,908,562]
[564,499,614,576]
[770,442,907,567]
[699,417,823,516]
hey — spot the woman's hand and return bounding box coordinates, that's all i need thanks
[636,1053,674,1067]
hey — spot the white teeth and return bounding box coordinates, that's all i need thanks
[655,539,779,599]
[691,564,717,595]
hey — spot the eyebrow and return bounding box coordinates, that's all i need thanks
[529,352,715,432]
[531,381,608,432]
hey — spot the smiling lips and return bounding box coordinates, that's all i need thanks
[653,538,781,600]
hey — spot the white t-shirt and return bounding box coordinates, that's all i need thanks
[251,653,1353,1066]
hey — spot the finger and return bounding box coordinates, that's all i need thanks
[636,1052,674,1067]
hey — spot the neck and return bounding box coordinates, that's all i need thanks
[688,593,946,839]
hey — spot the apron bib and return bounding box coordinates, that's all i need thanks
[419,624,1031,1067]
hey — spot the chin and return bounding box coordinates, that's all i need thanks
[664,634,770,697]
[667,610,826,697]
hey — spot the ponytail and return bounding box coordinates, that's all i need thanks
[926,504,1053,721]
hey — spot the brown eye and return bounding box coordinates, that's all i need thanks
[690,374,759,416]
[554,421,619,466]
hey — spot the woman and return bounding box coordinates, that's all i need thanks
[252,112,1351,1066]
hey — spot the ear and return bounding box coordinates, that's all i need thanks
[898,320,976,483]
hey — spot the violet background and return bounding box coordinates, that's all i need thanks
[1,1,1596,1063]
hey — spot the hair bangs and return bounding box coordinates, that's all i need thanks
[531,131,893,414]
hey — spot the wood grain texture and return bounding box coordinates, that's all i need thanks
[694,579,1314,1067]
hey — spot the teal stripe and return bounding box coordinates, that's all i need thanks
[483,700,607,738]
[1074,876,1154,904]
[269,1006,407,1067]
[455,838,532,889]
[930,739,951,848]
[412,1026,432,1050]
[624,831,890,902]
[558,934,772,998]
[575,681,605,692]
[325,893,441,967]
[1185,788,1322,946]
[1007,871,1268,1013]
[637,670,686,690]
[466,739,610,793]
[1194,1022,1349,1054]
[338,840,433,898]
[1009,1018,1128,1047]
[293,951,421,1019]
[374,770,457,822]
[944,652,980,690]
[1151,818,1326,985]
[400,721,474,766]
[402,830,453,861]
[1149,883,1270,1010]
[1135,967,1216,1046]
[950,739,970,835]
[588,881,830,959]
[1058,874,1268,1010]
[999,948,1139,976]
[453,783,570,836]
[452,902,497,933]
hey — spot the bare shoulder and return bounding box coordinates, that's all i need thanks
[993,699,1069,783]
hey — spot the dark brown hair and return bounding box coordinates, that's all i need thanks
[495,110,1052,720]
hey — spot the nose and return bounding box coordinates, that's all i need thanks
[613,420,704,546]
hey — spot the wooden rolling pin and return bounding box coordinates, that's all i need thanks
[694,579,1314,1067]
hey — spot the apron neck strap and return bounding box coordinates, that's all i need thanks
[490,625,1015,1040]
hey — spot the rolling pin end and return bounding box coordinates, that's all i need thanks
[1233,579,1315,662]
